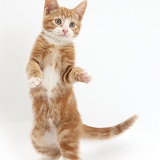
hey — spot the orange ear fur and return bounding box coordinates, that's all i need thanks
[73,0,87,21]
[44,0,59,15]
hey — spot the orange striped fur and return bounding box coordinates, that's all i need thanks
[26,0,137,159]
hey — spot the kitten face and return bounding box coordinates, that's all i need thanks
[43,10,80,43]
[42,0,87,45]
[51,18,74,41]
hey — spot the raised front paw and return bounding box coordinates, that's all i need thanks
[75,71,92,83]
[28,77,42,88]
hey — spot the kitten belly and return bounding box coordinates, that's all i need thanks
[42,118,59,147]
[32,118,59,149]
[41,65,60,98]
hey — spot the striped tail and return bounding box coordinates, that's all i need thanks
[82,115,138,140]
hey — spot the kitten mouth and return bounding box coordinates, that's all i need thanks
[58,34,68,37]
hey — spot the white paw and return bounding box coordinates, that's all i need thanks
[28,77,41,88]
[77,71,92,83]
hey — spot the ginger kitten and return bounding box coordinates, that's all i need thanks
[26,0,137,159]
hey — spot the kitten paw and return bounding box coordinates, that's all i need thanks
[28,77,41,88]
[76,71,92,83]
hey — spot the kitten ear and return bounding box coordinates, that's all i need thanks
[44,0,59,15]
[73,0,87,21]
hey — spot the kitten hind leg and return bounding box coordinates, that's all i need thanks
[33,146,61,160]
[58,126,80,160]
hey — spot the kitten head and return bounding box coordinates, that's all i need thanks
[42,0,87,45]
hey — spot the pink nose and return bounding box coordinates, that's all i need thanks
[62,29,68,35]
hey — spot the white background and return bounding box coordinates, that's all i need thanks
[0,0,160,159]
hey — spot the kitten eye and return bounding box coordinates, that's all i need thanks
[69,22,75,28]
[55,19,62,25]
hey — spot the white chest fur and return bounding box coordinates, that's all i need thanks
[41,52,60,98]
[42,66,60,96]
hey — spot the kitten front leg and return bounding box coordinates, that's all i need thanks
[62,66,92,84]
[26,59,43,88]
